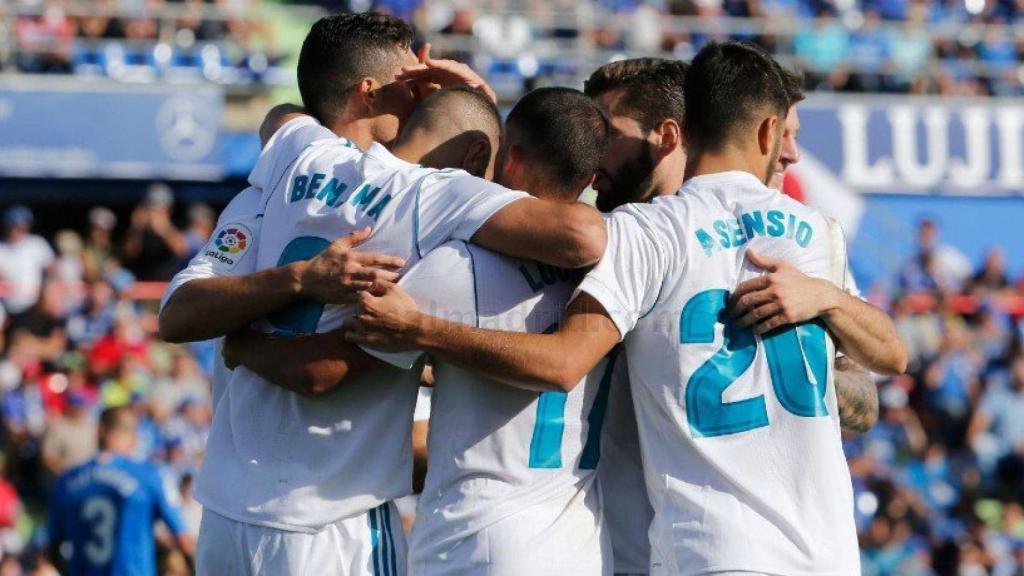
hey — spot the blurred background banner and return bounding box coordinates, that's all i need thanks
[785,95,1024,288]
[798,95,1024,196]
[0,81,225,181]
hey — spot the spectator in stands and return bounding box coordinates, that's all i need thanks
[969,356,1024,496]
[182,203,215,264]
[922,320,984,442]
[13,1,73,73]
[968,248,1012,295]
[847,9,888,92]
[122,184,189,281]
[902,218,973,294]
[82,207,117,283]
[66,280,117,348]
[794,15,851,89]
[7,283,67,364]
[0,206,55,317]
[885,4,934,92]
[40,392,96,478]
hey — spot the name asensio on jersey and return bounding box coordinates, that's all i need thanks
[695,209,814,257]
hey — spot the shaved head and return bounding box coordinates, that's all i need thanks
[402,87,501,151]
[394,86,502,178]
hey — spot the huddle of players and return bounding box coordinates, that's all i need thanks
[43,10,905,576]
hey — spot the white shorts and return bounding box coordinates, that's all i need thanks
[409,482,609,576]
[197,503,407,576]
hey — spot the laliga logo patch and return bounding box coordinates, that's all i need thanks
[206,223,251,269]
[216,227,248,254]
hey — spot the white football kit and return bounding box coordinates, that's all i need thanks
[600,353,654,576]
[192,117,528,574]
[578,171,858,575]
[162,185,263,410]
[368,242,611,576]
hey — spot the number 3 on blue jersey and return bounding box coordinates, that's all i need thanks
[680,289,829,438]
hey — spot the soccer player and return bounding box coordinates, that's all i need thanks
[737,64,881,434]
[583,57,882,576]
[159,14,604,346]
[46,406,189,576]
[583,58,688,576]
[345,43,908,575]
[365,87,612,575]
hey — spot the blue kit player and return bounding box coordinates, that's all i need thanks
[47,406,192,576]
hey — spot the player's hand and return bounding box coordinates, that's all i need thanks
[297,227,406,305]
[397,47,498,104]
[343,280,423,351]
[728,249,841,334]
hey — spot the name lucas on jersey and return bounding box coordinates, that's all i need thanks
[288,172,393,221]
[695,209,814,257]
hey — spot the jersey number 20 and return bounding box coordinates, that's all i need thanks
[679,289,830,438]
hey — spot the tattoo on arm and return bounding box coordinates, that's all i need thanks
[835,355,879,433]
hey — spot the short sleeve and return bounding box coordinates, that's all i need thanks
[575,208,667,341]
[360,241,478,369]
[160,188,262,311]
[151,466,186,536]
[414,172,529,257]
[248,116,336,190]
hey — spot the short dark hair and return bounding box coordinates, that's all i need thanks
[506,87,610,195]
[776,62,805,106]
[98,406,136,448]
[297,13,414,123]
[684,41,789,154]
[584,58,688,132]
[404,86,501,141]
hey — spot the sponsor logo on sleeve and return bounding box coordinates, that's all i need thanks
[204,223,251,269]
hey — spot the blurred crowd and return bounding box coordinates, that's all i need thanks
[391,0,1024,97]
[6,0,1024,95]
[0,185,1019,574]
[849,220,1024,574]
[3,0,278,82]
[0,186,216,573]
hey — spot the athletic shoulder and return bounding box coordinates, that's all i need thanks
[217,187,262,223]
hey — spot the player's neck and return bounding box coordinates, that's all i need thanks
[650,148,688,197]
[684,146,767,185]
[327,118,376,152]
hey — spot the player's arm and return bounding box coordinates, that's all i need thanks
[472,198,607,269]
[352,208,660,389]
[834,355,879,433]
[159,228,403,343]
[729,250,908,375]
[222,328,382,396]
[151,469,194,558]
[346,284,620,392]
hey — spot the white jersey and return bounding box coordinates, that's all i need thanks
[195,117,530,532]
[578,171,858,575]
[370,242,610,575]
[600,353,653,575]
[161,186,263,411]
